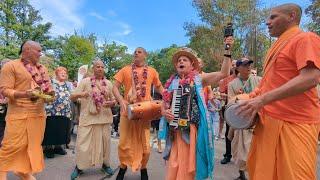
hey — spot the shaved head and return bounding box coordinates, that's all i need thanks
[20,40,42,64]
[273,3,302,24]
[133,47,148,66]
[135,47,147,55]
[21,40,41,53]
[93,59,104,67]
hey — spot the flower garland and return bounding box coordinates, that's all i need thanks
[132,63,148,99]
[90,76,108,111]
[162,70,197,108]
[21,59,52,93]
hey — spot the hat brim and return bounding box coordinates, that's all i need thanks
[172,50,199,70]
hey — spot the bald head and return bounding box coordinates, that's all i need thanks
[273,3,302,24]
[21,40,41,53]
[20,40,42,64]
[93,59,104,67]
[266,3,302,37]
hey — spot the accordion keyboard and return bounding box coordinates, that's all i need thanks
[170,86,182,129]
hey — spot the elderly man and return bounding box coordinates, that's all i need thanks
[113,47,163,180]
[0,41,53,180]
[238,3,320,180]
[162,37,233,180]
[70,60,116,179]
[227,58,261,180]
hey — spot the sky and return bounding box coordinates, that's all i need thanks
[30,0,312,53]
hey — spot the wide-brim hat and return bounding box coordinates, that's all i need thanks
[172,47,199,70]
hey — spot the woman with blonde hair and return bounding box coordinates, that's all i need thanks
[43,66,73,158]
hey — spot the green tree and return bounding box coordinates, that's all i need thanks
[98,41,132,79]
[305,0,320,35]
[59,35,95,80]
[185,0,268,72]
[12,0,52,44]
[148,45,179,83]
[0,0,52,59]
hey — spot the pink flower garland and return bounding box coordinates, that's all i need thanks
[132,63,148,98]
[21,59,52,93]
[162,71,197,108]
[90,76,108,111]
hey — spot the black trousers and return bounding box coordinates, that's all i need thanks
[0,121,5,146]
[113,115,120,133]
[224,123,232,158]
[221,106,232,158]
[151,119,160,131]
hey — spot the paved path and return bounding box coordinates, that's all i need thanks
[8,132,320,180]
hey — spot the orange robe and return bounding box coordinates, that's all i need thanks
[248,115,319,180]
[0,59,50,173]
[166,125,197,180]
[114,65,162,172]
[248,26,320,179]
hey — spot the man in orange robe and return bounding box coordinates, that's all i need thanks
[112,47,163,180]
[0,41,53,180]
[238,3,320,180]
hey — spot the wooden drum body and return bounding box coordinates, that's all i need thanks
[127,100,162,121]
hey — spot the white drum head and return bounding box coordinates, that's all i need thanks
[224,102,255,129]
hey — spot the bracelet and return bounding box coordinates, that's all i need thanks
[224,54,231,58]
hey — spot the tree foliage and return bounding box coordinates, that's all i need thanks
[0,0,52,59]
[185,0,270,73]
[305,0,320,35]
[148,44,179,83]
[58,35,96,80]
[98,41,132,79]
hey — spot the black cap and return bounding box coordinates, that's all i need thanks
[236,59,253,67]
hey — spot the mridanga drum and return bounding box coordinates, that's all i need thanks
[128,100,162,121]
[224,94,259,129]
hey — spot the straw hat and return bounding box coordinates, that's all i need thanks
[172,47,199,70]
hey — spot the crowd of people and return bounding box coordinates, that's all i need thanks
[0,3,319,180]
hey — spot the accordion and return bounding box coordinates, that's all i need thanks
[169,84,195,129]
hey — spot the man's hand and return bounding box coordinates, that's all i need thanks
[81,92,89,98]
[224,36,234,50]
[26,89,38,99]
[162,109,175,122]
[0,98,7,104]
[119,100,129,114]
[236,89,244,95]
[103,100,117,108]
[236,96,265,120]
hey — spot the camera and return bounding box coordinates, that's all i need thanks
[224,23,234,37]
[224,23,234,50]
